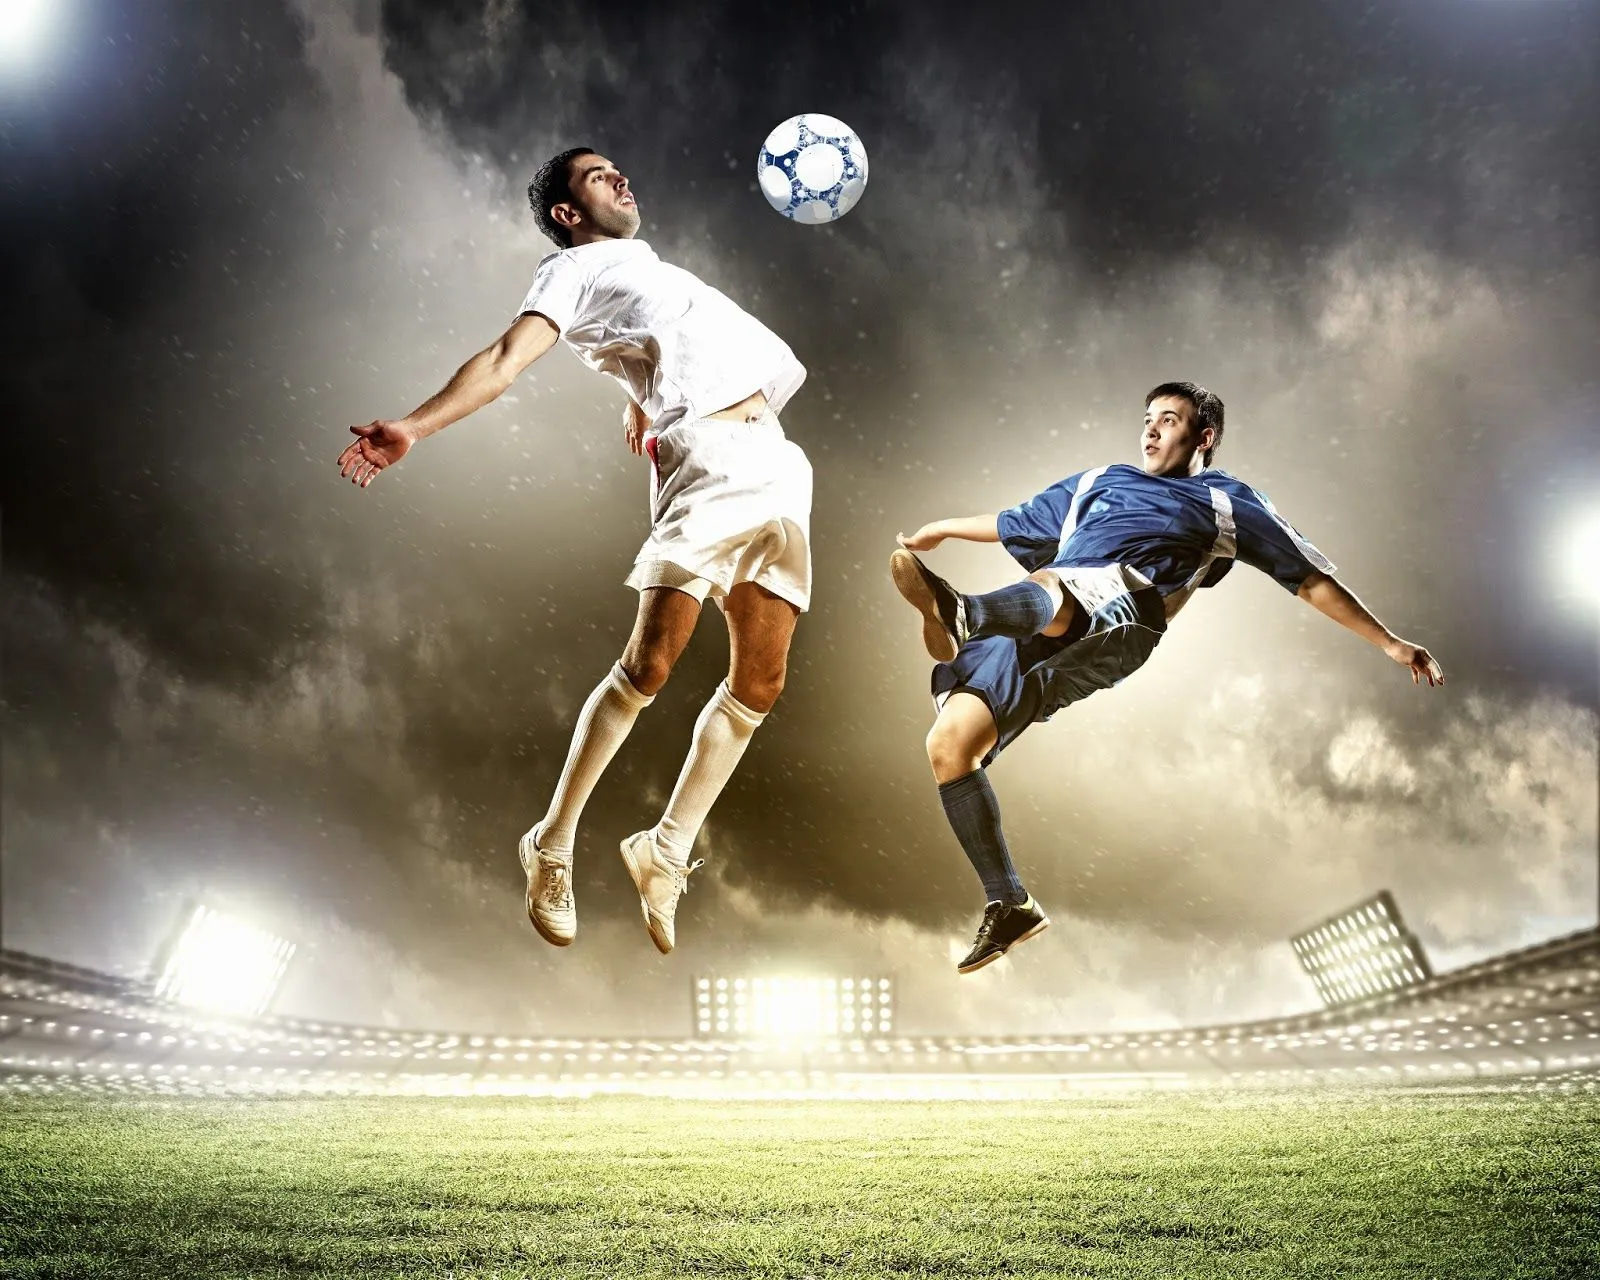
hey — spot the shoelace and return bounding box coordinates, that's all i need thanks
[664,857,707,896]
[536,854,573,910]
[972,904,1008,943]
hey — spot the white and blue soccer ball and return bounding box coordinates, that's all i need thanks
[757,114,868,224]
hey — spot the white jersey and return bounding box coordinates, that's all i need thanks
[517,238,806,435]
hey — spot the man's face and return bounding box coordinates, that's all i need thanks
[1140,394,1210,476]
[560,154,640,240]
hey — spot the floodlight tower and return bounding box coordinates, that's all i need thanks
[1291,891,1433,1008]
[154,904,296,1017]
[691,974,895,1039]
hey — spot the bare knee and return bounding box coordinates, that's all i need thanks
[621,642,677,697]
[724,583,798,714]
[730,661,786,714]
[926,721,984,783]
[619,587,701,697]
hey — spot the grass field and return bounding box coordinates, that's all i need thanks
[2,1088,1598,1279]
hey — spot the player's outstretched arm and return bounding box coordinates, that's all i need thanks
[897,515,1000,551]
[1297,571,1444,686]
[337,312,560,488]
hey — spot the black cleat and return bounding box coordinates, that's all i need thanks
[957,897,1051,974]
[889,549,969,662]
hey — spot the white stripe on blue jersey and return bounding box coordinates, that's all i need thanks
[1056,465,1110,558]
[996,463,1333,602]
[1246,481,1336,576]
[1161,485,1240,617]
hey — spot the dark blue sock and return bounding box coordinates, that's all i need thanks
[937,769,1027,905]
[962,581,1055,639]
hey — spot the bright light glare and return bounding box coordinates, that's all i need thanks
[0,0,56,62]
[1560,509,1600,609]
[695,976,893,1038]
[155,905,295,1017]
[754,981,834,1038]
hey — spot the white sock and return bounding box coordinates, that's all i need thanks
[536,662,653,855]
[653,681,766,864]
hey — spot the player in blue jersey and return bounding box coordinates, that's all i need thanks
[890,382,1444,974]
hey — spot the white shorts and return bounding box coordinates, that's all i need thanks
[625,412,814,612]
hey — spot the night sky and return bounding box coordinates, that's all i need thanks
[3,0,1597,1036]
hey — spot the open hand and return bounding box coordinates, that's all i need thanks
[896,524,946,552]
[338,420,415,488]
[624,401,651,456]
[1385,638,1444,686]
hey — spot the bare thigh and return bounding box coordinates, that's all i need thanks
[723,581,800,713]
[620,587,703,695]
[1029,569,1080,638]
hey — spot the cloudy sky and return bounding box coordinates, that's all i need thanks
[3,0,1596,1036]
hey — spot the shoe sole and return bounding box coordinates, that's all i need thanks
[526,897,575,948]
[619,833,674,955]
[957,915,1051,974]
[889,549,959,663]
[520,833,575,948]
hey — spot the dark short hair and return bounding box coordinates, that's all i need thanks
[1146,381,1225,465]
[527,147,597,248]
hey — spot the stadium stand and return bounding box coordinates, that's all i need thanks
[2,930,1596,1098]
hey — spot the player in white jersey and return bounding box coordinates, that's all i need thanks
[337,148,812,955]
[890,382,1444,973]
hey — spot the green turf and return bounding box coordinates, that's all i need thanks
[2,1089,1597,1279]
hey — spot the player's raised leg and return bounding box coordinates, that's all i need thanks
[927,691,1050,973]
[522,586,700,946]
[891,548,1072,661]
[621,581,799,954]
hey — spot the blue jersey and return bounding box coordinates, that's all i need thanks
[996,464,1334,613]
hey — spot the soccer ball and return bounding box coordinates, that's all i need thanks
[757,114,869,224]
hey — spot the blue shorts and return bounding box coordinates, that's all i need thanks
[931,582,1166,766]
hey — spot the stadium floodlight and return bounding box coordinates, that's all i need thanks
[1290,891,1432,1009]
[1557,508,1600,608]
[154,905,295,1017]
[693,975,893,1038]
[0,0,56,64]
[1553,505,1600,923]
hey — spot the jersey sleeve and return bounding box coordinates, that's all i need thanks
[996,473,1083,571]
[517,254,586,332]
[1228,482,1336,593]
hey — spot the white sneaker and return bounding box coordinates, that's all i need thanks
[619,830,705,955]
[519,825,575,947]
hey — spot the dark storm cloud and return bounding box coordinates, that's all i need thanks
[380,0,1598,268]
[3,0,1596,1033]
